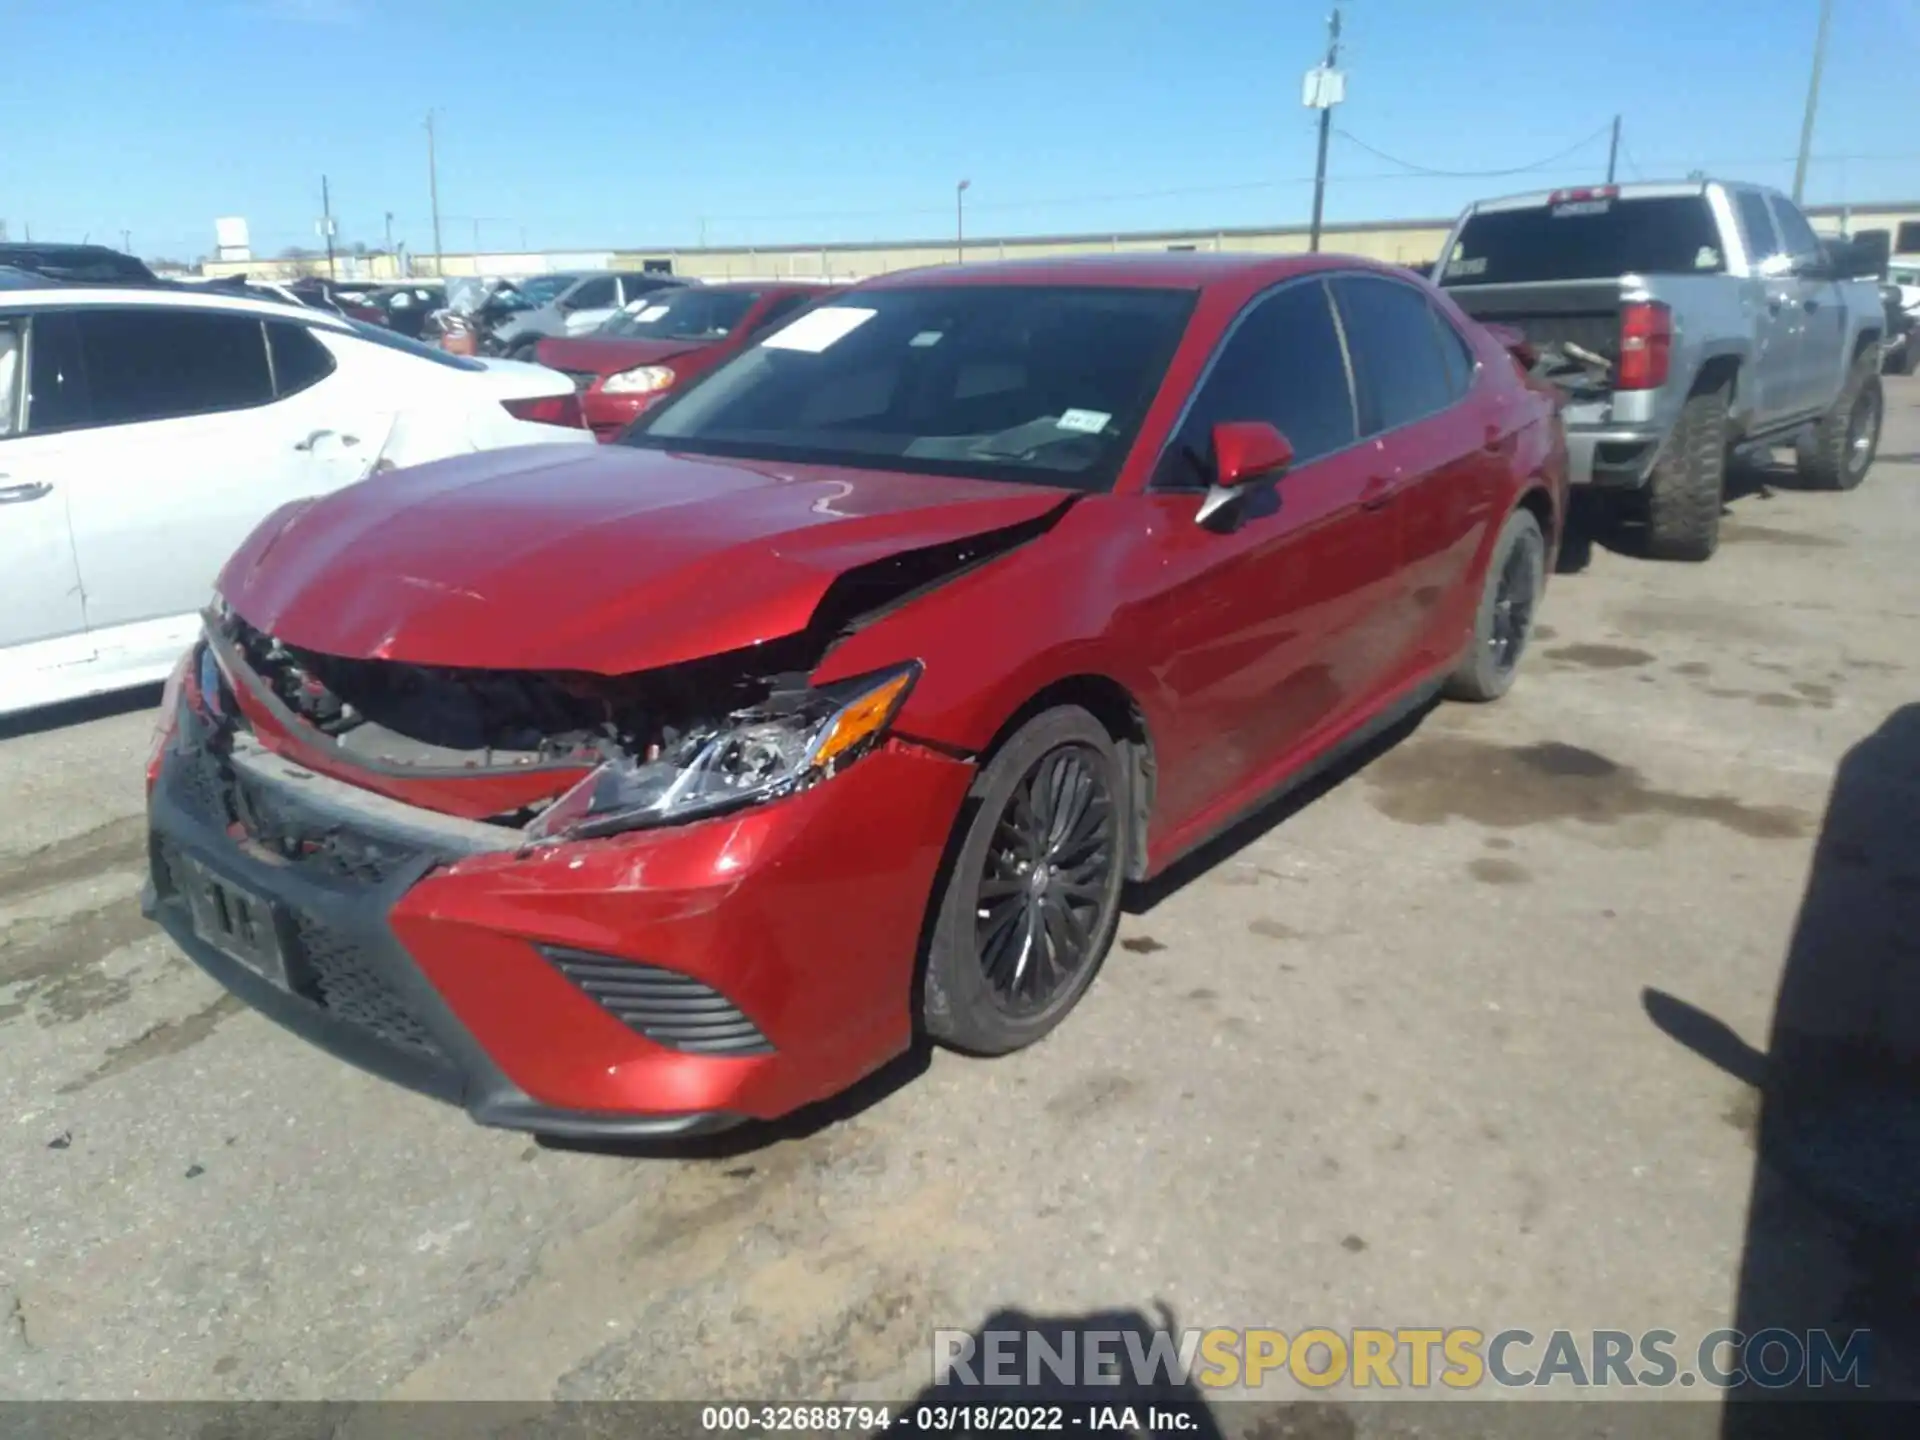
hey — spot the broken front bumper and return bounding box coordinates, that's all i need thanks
[143,697,974,1138]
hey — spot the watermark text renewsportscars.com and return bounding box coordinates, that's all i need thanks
[933,1326,1874,1391]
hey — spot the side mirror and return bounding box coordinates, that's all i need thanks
[1195,421,1293,528]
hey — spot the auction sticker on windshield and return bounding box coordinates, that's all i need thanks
[1056,408,1110,434]
[634,304,670,323]
[763,307,878,352]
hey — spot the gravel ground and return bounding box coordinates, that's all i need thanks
[3,382,1918,1429]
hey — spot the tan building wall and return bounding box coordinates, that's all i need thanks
[197,201,1920,285]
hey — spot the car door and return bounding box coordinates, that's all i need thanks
[1732,188,1802,424]
[55,306,330,646]
[262,319,393,491]
[1770,194,1849,413]
[560,276,620,335]
[0,312,91,679]
[1331,273,1505,682]
[1129,276,1401,831]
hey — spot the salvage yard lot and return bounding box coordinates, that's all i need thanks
[2,384,1917,1410]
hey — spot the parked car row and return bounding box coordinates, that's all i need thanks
[0,263,592,714]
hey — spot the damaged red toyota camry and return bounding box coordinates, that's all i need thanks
[143,254,1566,1140]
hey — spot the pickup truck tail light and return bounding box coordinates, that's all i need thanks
[1617,301,1672,391]
[501,394,586,428]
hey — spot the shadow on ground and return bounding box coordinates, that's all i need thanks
[1643,704,1920,1427]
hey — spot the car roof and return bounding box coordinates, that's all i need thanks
[854,251,1403,292]
[0,281,353,328]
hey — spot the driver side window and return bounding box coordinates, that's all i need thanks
[1152,279,1357,489]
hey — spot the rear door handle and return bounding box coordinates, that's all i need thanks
[0,480,53,504]
[1803,297,1821,312]
[1360,475,1398,511]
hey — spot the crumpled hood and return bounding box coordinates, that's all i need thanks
[217,444,1070,674]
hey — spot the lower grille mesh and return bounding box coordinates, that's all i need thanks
[542,948,773,1056]
[294,914,448,1060]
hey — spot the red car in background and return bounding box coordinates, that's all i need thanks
[536,282,838,439]
[144,254,1566,1141]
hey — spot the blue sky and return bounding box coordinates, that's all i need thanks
[6,0,1920,260]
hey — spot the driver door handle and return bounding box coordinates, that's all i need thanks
[0,480,53,504]
[293,429,359,451]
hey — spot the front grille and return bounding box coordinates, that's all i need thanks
[291,913,448,1060]
[543,947,773,1056]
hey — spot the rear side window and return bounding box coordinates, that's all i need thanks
[72,308,272,426]
[1735,191,1782,265]
[0,318,22,438]
[267,322,337,397]
[1154,278,1357,487]
[1443,196,1725,284]
[1333,276,1458,433]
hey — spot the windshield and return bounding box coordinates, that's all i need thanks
[601,288,762,340]
[1442,196,1725,285]
[624,285,1195,492]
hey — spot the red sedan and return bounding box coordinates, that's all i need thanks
[535,282,838,440]
[143,254,1566,1141]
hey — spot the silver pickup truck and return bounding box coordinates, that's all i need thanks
[1434,180,1885,561]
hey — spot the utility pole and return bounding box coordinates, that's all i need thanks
[320,174,337,279]
[1304,6,1345,253]
[425,110,444,276]
[121,229,132,254]
[384,211,394,253]
[1606,115,1621,184]
[1792,0,1835,203]
[956,179,970,264]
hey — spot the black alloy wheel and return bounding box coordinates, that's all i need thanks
[1488,530,1541,678]
[920,706,1130,1056]
[1444,506,1546,703]
[973,743,1117,1016]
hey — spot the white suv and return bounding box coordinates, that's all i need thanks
[0,275,595,717]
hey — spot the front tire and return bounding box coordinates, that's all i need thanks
[1797,356,1883,491]
[1445,507,1546,703]
[1646,384,1729,562]
[920,707,1128,1056]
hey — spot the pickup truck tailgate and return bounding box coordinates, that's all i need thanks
[1448,281,1622,364]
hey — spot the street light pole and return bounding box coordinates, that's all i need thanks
[425,110,444,276]
[957,179,970,264]
[1305,6,1345,254]
[1792,0,1835,204]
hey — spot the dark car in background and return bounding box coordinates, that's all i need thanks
[143,253,1566,1139]
[534,282,838,439]
[0,243,156,284]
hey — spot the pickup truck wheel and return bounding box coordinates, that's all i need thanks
[1797,358,1883,491]
[1444,507,1545,703]
[920,707,1128,1057]
[1645,385,1728,562]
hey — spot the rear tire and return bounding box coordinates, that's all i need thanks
[1445,507,1546,703]
[1645,385,1728,562]
[1796,355,1883,492]
[920,707,1128,1057]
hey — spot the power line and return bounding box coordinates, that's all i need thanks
[1333,122,1616,178]
[1619,139,1645,181]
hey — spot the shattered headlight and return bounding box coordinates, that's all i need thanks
[526,662,920,842]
